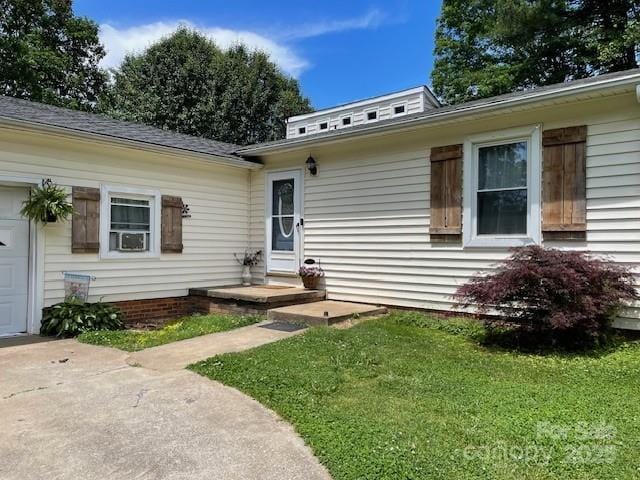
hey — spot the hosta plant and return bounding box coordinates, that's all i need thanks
[41,301,125,337]
[454,246,638,349]
[20,178,74,224]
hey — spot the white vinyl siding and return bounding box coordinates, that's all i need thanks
[0,128,251,305]
[255,98,640,327]
[286,87,436,138]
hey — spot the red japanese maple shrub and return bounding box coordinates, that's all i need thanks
[454,246,638,348]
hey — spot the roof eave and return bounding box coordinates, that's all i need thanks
[0,116,262,170]
[239,73,640,156]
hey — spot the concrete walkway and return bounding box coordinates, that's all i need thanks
[127,320,305,371]
[0,333,329,480]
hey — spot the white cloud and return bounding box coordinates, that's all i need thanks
[99,21,309,77]
[98,10,385,78]
[283,9,385,40]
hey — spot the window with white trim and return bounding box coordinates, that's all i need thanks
[463,125,541,247]
[365,108,378,122]
[477,142,527,235]
[109,197,151,252]
[101,186,161,258]
[392,102,407,116]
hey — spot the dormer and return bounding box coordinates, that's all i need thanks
[286,86,440,139]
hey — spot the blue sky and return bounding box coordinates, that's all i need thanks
[74,0,442,109]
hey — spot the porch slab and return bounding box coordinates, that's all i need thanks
[189,285,326,315]
[267,300,387,326]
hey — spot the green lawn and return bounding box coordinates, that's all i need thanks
[190,311,640,480]
[78,313,261,351]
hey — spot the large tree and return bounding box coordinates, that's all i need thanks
[432,0,640,105]
[100,28,312,145]
[0,0,107,110]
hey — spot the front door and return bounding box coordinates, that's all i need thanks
[266,170,302,274]
[0,186,29,336]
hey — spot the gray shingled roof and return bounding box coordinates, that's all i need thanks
[239,68,640,154]
[0,95,243,160]
[3,68,639,160]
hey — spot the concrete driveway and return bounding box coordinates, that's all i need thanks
[0,338,330,480]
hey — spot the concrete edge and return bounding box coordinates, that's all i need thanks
[268,306,388,326]
[189,288,326,304]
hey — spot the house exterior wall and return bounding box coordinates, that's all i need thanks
[0,127,252,315]
[252,92,640,328]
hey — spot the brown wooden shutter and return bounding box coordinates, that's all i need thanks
[72,187,100,253]
[542,126,587,240]
[161,195,183,253]
[430,144,463,237]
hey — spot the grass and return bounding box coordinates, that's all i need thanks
[78,313,261,351]
[190,311,640,480]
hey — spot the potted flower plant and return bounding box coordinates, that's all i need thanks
[234,250,262,286]
[20,179,74,224]
[298,261,324,290]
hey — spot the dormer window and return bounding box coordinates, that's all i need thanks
[283,86,435,140]
[393,103,407,116]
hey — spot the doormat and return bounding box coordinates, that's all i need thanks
[259,322,307,332]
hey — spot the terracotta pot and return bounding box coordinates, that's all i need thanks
[301,275,320,290]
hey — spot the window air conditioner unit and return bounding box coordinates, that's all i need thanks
[117,231,147,251]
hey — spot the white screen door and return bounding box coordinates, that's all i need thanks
[266,170,302,273]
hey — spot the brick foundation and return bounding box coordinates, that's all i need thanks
[112,296,210,329]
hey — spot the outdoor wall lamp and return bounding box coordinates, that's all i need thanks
[306,156,318,176]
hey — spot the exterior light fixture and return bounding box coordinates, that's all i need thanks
[306,156,318,176]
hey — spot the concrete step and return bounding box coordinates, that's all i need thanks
[189,285,326,315]
[267,300,387,327]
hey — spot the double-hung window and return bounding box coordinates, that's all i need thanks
[109,197,151,251]
[463,126,541,247]
[100,186,161,258]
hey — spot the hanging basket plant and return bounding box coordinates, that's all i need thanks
[20,179,74,224]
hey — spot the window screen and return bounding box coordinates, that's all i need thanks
[109,197,151,251]
[476,142,528,235]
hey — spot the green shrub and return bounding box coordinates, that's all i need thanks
[41,301,125,337]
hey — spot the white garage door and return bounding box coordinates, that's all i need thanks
[0,187,29,336]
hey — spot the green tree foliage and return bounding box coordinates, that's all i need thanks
[0,0,107,110]
[100,28,312,145]
[432,0,640,104]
